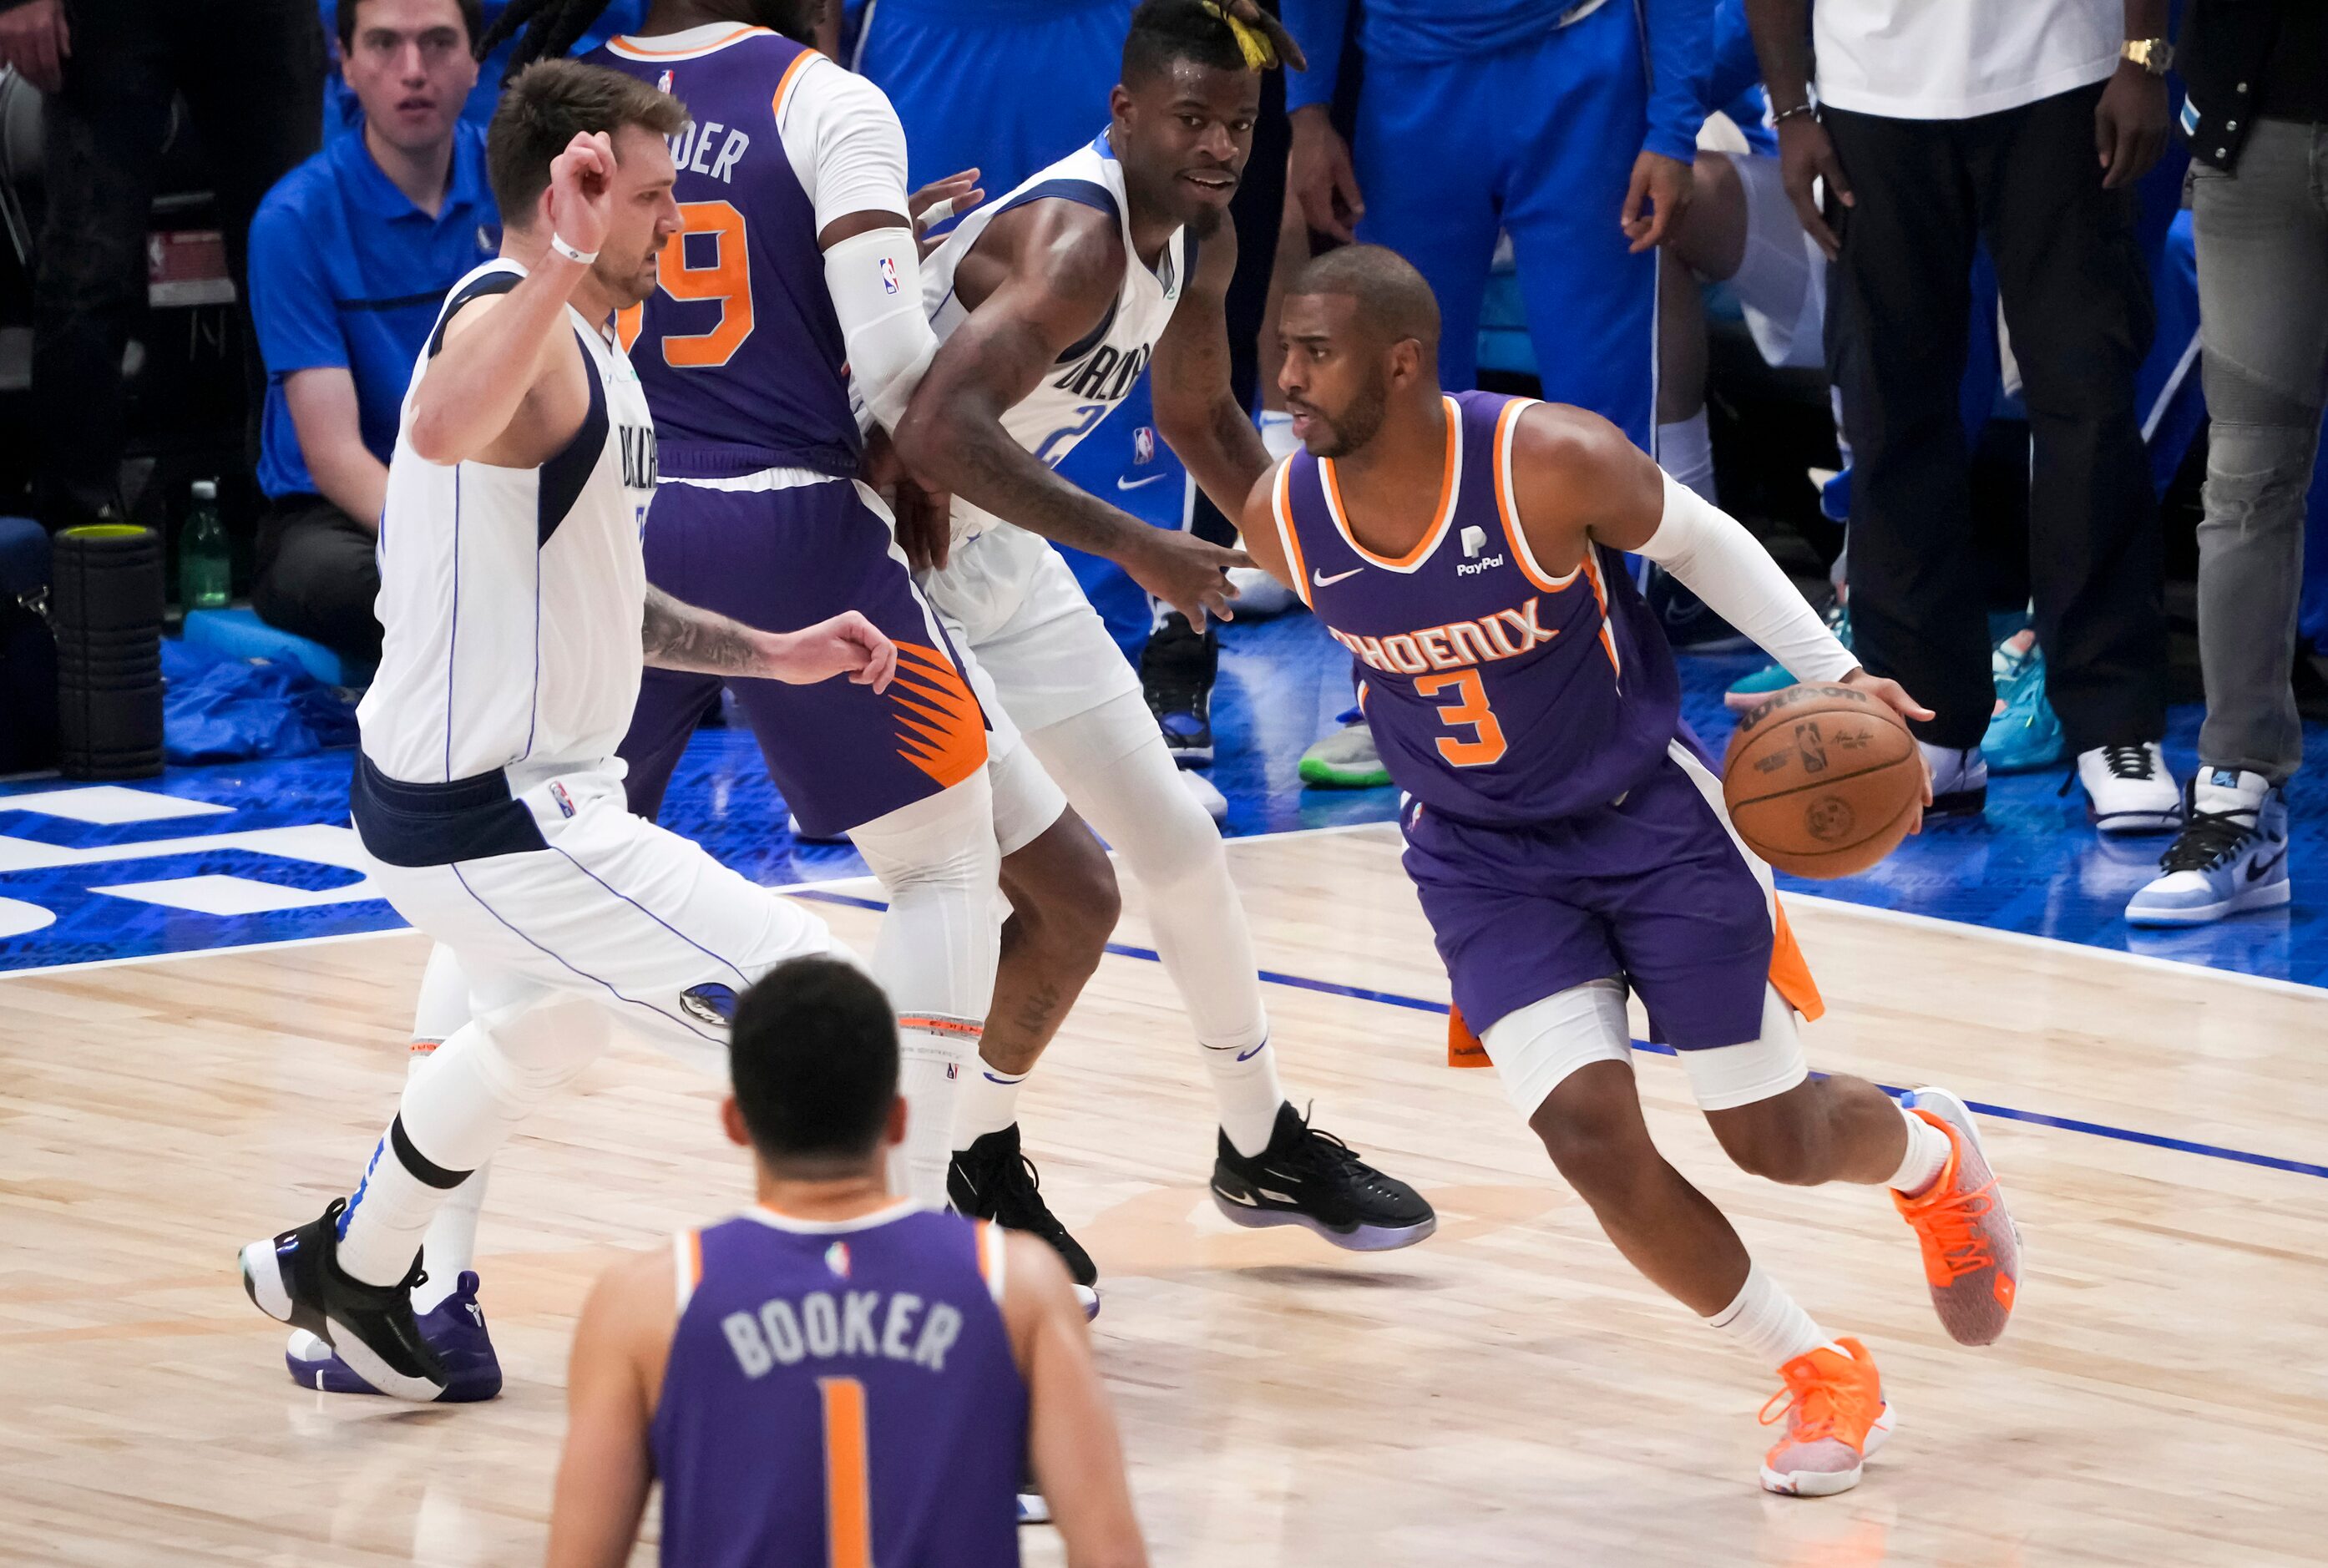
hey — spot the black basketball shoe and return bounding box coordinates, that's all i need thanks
[949,1124,1099,1289]
[1140,612,1217,766]
[240,1197,448,1401]
[1211,1103,1437,1251]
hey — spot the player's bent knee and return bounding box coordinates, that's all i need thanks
[1707,1092,1828,1186]
[1003,814,1121,970]
[1689,988,1820,1183]
[1527,1062,1659,1199]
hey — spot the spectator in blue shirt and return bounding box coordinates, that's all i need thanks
[249,0,499,663]
[318,0,646,141]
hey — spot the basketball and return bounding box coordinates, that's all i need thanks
[1723,684,1921,878]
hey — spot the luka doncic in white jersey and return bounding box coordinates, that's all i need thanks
[921,129,1193,544]
[359,258,660,786]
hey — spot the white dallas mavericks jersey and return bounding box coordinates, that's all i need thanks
[923,130,1192,543]
[360,259,659,783]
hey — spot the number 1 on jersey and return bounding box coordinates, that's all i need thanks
[819,1376,873,1568]
[1415,669,1508,766]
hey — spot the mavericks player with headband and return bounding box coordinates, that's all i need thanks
[1238,246,2022,1497]
[240,62,897,1403]
[893,0,1435,1287]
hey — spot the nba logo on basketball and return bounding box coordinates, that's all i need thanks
[1133,426,1156,465]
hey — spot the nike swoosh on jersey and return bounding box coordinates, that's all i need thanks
[1313,566,1364,589]
[1116,473,1171,492]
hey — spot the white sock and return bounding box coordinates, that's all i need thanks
[404,1039,488,1315]
[1888,1105,1952,1196]
[1705,1262,1833,1368]
[1658,410,1717,503]
[952,1062,1028,1151]
[891,1021,978,1208]
[1202,1026,1286,1157]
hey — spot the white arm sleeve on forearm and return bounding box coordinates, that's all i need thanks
[1633,470,1858,684]
[824,226,938,432]
[781,58,939,432]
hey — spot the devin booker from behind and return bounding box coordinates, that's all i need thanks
[1239,246,2022,1497]
[240,61,902,1401]
[546,957,1146,1568]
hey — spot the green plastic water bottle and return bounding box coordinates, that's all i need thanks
[180,479,230,610]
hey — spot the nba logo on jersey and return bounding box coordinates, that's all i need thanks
[1133,426,1156,465]
[549,781,576,818]
[656,68,673,94]
[878,255,899,296]
[823,1242,852,1278]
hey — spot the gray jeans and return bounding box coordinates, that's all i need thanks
[2192,119,2328,783]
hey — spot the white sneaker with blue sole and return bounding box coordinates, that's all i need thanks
[2125,769,2289,926]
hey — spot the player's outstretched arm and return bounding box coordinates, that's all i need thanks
[1004,1232,1148,1568]
[410,133,613,468]
[544,1247,673,1568]
[1512,405,1931,734]
[642,587,898,691]
[1151,221,1274,521]
[891,205,1248,627]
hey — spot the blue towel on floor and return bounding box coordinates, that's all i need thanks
[162,638,358,764]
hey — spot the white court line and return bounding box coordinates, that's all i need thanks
[1,819,2318,1007]
[1784,891,2328,1004]
[0,869,885,981]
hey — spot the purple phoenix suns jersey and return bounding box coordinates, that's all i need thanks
[1271,391,1683,827]
[593,28,862,479]
[653,1203,1027,1568]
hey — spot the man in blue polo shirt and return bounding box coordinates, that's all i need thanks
[249,0,498,664]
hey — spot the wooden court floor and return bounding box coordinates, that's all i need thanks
[3,824,2324,1566]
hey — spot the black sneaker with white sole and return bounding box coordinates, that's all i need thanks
[1211,1103,1436,1251]
[1141,611,1217,766]
[949,1124,1098,1288]
[240,1197,448,1402]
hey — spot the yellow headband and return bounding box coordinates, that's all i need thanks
[1198,0,1278,70]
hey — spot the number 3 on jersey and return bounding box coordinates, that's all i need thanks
[1415,670,1507,766]
[615,199,752,367]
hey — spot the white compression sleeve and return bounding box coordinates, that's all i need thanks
[1633,471,1858,685]
[824,226,939,432]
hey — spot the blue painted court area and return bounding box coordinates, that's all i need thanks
[1,604,2322,987]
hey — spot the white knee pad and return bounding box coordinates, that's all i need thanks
[398,998,612,1174]
[1676,985,1811,1111]
[986,733,1071,857]
[847,766,1003,1022]
[1482,979,1637,1120]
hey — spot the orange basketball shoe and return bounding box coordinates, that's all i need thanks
[1892,1087,2021,1346]
[1759,1338,1894,1496]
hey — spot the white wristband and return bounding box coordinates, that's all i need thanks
[549,232,598,266]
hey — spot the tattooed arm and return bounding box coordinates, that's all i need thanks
[641,587,898,690]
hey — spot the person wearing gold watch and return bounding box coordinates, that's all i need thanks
[1743,0,2182,839]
